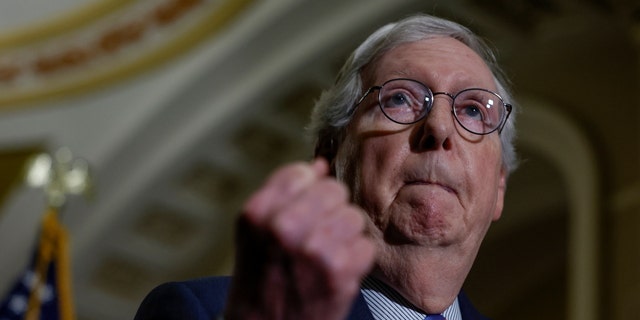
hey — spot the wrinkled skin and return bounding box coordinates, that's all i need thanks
[335,37,506,313]
[225,159,375,320]
[224,37,506,319]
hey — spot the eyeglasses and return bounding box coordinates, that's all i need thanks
[355,78,512,135]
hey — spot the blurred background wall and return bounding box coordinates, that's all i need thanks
[0,0,637,319]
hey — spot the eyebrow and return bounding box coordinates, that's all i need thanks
[383,70,494,92]
[388,70,413,78]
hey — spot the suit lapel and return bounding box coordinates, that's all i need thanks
[458,290,490,320]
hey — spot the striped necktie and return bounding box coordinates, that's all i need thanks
[424,315,446,320]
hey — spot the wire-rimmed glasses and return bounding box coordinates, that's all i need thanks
[355,78,512,135]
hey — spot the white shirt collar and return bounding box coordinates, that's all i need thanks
[361,276,462,320]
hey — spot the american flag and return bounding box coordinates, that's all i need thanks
[0,209,75,320]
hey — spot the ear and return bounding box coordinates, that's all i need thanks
[492,167,507,221]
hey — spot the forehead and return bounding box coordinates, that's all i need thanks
[366,37,497,91]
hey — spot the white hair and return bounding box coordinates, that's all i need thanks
[309,14,518,174]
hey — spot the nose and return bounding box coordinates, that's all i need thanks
[414,94,454,151]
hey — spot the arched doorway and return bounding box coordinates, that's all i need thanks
[465,98,600,320]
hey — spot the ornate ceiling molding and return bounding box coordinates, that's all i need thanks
[0,0,133,49]
[0,0,254,109]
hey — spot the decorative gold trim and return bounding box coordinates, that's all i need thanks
[0,0,135,50]
[0,0,255,108]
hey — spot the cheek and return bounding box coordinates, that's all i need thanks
[335,132,408,221]
[463,140,504,220]
[464,136,502,180]
[481,146,503,187]
[354,137,406,197]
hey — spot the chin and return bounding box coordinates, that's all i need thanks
[403,212,455,244]
[381,222,455,248]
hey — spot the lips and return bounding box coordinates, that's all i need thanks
[405,180,457,195]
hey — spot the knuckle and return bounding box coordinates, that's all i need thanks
[314,178,350,200]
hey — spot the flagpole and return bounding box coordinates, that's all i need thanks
[25,208,58,320]
[22,147,90,320]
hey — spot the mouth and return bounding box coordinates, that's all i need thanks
[405,180,457,195]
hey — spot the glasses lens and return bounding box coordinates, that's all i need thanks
[378,79,431,124]
[452,89,505,134]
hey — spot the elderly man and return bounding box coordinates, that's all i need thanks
[135,13,516,320]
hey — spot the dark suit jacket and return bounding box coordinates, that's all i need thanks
[134,276,489,320]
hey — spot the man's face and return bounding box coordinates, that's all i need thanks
[335,37,506,267]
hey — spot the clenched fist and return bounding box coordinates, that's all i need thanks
[224,158,376,320]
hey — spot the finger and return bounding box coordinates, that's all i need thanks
[310,157,330,176]
[301,206,375,279]
[269,177,349,248]
[319,236,376,292]
[298,205,365,254]
[242,159,328,224]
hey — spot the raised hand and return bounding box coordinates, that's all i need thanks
[224,158,375,320]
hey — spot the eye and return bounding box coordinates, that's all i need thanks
[380,88,424,111]
[453,89,505,134]
[384,91,410,108]
[460,104,484,121]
